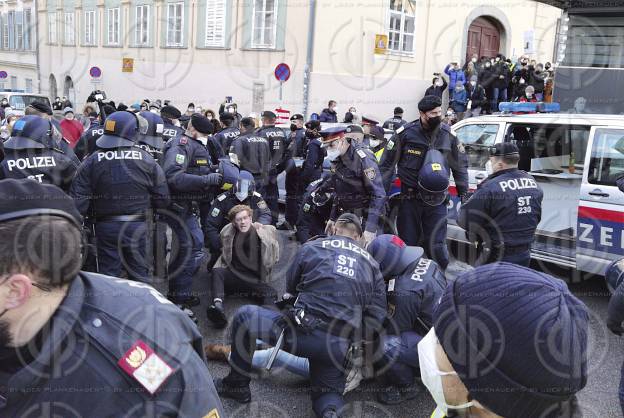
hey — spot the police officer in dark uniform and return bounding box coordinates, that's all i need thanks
[213,112,241,153]
[74,104,116,160]
[256,110,292,224]
[70,111,170,283]
[0,179,224,417]
[281,114,308,230]
[136,110,166,163]
[216,213,387,418]
[204,170,272,265]
[322,126,386,247]
[0,115,79,192]
[382,107,407,131]
[162,113,223,311]
[229,116,271,195]
[301,119,325,187]
[368,234,446,404]
[25,101,80,164]
[380,95,469,270]
[296,176,335,243]
[160,104,185,143]
[458,142,543,267]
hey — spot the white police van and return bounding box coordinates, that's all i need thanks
[448,105,624,277]
[0,91,51,115]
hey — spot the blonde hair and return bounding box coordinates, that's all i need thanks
[228,205,253,222]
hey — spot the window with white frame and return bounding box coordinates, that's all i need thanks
[15,11,23,50]
[3,13,9,49]
[387,0,415,54]
[64,12,75,45]
[205,0,225,47]
[251,0,277,49]
[25,78,32,93]
[107,8,120,45]
[24,9,31,49]
[85,10,96,45]
[48,12,57,44]
[7,11,14,49]
[10,76,17,90]
[166,2,183,46]
[135,5,150,46]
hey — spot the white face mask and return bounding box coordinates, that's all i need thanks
[472,58,477,63]
[173,120,181,127]
[418,328,475,415]
[485,160,494,176]
[368,138,381,148]
[326,141,343,161]
[435,80,443,87]
[470,81,476,87]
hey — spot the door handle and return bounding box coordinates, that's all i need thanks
[588,190,609,198]
[475,173,486,180]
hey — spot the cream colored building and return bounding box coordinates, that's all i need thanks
[31,0,561,120]
[0,0,38,94]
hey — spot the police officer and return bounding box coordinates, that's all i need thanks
[136,110,166,163]
[204,170,272,266]
[458,142,543,267]
[25,101,80,164]
[368,234,446,404]
[215,213,387,418]
[74,104,117,160]
[213,112,241,153]
[70,111,169,283]
[382,107,407,131]
[0,115,79,191]
[380,95,469,270]
[160,104,185,143]
[606,258,624,416]
[0,179,224,417]
[163,113,223,313]
[257,110,292,224]
[301,120,325,185]
[229,116,271,195]
[296,176,335,243]
[322,126,386,247]
[281,114,308,230]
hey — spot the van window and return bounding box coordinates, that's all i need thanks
[8,95,51,110]
[454,123,499,170]
[588,128,624,186]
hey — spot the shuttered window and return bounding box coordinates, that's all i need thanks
[205,0,225,47]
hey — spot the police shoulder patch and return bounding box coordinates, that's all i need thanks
[364,167,377,180]
[211,208,221,217]
[202,410,220,418]
[179,137,188,145]
[117,340,174,395]
[357,149,367,159]
[175,154,185,164]
[257,200,268,209]
[396,126,405,134]
[386,140,395,150]
[217,194,227,202]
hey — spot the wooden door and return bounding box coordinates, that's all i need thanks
[466,17,501,62]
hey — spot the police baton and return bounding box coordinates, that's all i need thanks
[264,329,285,371]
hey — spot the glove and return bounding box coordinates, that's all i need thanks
[204,173,222,187]
[608,320,624,336]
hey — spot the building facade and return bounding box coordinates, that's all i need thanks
[0,0,38,94]
[30,0,561,120]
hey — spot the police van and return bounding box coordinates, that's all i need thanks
[0,91,51,115]
[447,107,624,277]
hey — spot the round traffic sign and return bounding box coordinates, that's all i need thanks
[89,66,102,78]
[274,63,291,82]
[0,71,8,79]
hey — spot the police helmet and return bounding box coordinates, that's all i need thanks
[4,115,51,150]
[96,111,146,148]
[606,258,624,294]
[310,177,334,207]
[218,158,240,191]
[138,111,165,150]
[417,149,449,206]
[368,234,424,278]
[234,170,255,202]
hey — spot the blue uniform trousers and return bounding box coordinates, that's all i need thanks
[397,197,449,270]
[380,331,422,387]
[226,305,350,417]
[95,221,149,283]
[166,212,204,303]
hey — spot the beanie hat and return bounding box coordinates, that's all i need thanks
[433,262,589,418]
[190,113,213,135]
[418,95,442,112]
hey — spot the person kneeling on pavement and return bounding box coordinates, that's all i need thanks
[214,213,387,418]
[206,204,279,328]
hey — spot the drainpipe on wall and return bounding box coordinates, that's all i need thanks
[34,0,41,94]
[302,0,316,120]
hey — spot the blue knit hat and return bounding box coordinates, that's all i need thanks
[433,262,588,418]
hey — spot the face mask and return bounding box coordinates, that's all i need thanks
[526,93,533,99]
[196,136,208,146]
[485,159,494,176]
[207,115,213,120]
[435,81,443,87]
[150,109,159,114]
[426,116,442,130]
[470,81,476,87]
[368,138,381,148]
[290,124,298,132]
[326,141,343,161]
[495,57,500,62]
[65,114,74,120]
[227,107,236,114]
[188,108,195,113]
[485,63,491,68]
[519,79,526,85]
[472,58,477,63]
[418,328,475,415]
[1,101,7,105]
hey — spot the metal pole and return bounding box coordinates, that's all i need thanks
[302,0,317,120]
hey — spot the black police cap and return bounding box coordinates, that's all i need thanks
[345,125,363,135]
[418,95,442,112]
[0,179,82,228]
[490,142,520,157]
[261,110,277,119]
[394,106,404,115]
[305,120,321,130]
[190,113,213,134]
[161,105,182,119]
[28,100,53,115]
[290,114,304,121]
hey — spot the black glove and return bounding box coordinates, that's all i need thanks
[204,173,222,187]
[608,320,624,336]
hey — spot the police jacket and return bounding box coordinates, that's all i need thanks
[0,143,79,192]
[256,125,291,176]
[386,258,446,335]
[296,179,334,243]
[71,145,170,218]
[300,136,324,183]
[204,191,272,251]
[290,128,307,158]
[206,136,225,166]
[0,272,225,417]
[382,117,407,131]
[161,119,184,143]
[74,120,104,160]
[229,133,271,186]
[379,120,469,196]
[458,168,543,247]
[330,144,386,233]
[214,126,241,153]
[162,134,214,209]
[286,235,387,330]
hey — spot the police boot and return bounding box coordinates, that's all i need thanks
[205,343,231,362]
[376,384,420,405]
[214,377,251,403]
[206,300,228,328]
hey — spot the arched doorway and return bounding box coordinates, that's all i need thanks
[63,75,75,107]
[466,17,502,62]
[49,74,57,100]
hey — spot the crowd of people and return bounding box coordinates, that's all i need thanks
[0,80,611,418]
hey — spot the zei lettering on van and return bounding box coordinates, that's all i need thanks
[97,150,143,162]
[6,156,56,171]
[577,204,624,256]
